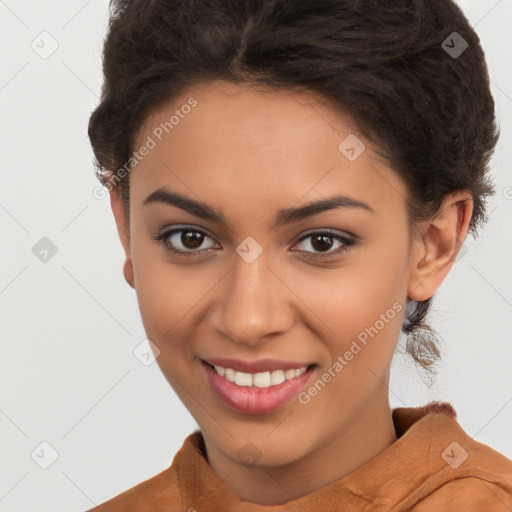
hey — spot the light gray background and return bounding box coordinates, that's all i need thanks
[0,1,511,510]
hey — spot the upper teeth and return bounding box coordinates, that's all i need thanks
[213,365,308,388]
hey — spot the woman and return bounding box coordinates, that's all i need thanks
[86,0,512,509]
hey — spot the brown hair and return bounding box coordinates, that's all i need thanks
[88,0,499,376]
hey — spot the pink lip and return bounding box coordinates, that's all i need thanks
[203,357,313,373]
[201,360,316,415]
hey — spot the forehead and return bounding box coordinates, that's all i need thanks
[129,80,408,223]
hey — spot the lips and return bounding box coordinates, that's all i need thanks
[203,357,314,374]
[201,358,316,414]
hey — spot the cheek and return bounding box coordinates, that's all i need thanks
[132,221,409,359]
[131,256,211,394]
[298,239,407,327]
[300,273,405,371]
[293,237,409,372]
[132,247,223,348]
[332,263,407,392]
[135,266,197,332]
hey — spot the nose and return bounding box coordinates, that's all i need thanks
[209,252,294,347]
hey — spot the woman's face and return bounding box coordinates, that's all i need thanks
[117,80,417,467]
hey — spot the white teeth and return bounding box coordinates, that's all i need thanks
[225,368,236,382]
[285,369,296,379]
[270,369,285,385]
[252,371,271,388]
[234,371,253,386]
[211,364,309,388]
[295,367,307,377]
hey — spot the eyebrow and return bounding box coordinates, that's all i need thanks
[143,187,374,229]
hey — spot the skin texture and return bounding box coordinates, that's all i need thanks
[109,80,473,505]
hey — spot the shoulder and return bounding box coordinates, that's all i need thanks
[390,403,512,510]
[84,430,209,511]
[408,420,512,509]
[407,475,512,511]
[83,431,206,512]
[85,463,182,511]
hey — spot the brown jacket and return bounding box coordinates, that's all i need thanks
[87,402,512,511]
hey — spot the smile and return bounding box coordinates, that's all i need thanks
[201,359,316,414]
[211,364,308,388]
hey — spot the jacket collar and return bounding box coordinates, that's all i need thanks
[175,401,462,510]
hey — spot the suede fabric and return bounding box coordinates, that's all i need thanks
[87,401,512,511]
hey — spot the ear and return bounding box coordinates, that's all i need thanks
[407,190,473,302]
[110,188,135,289]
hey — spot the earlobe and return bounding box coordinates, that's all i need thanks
[407,191,473,302]
[109,188,135,289]
[123,257,135,289]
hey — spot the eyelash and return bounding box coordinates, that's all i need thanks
[153,227,356,261]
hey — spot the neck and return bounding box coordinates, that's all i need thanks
[203,394,397,505]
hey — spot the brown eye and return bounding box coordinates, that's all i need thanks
[310,234,335,252]
[153,227,356,261]
[153,227,217,258]
[291,231,355,259]
[179,230,205,249]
